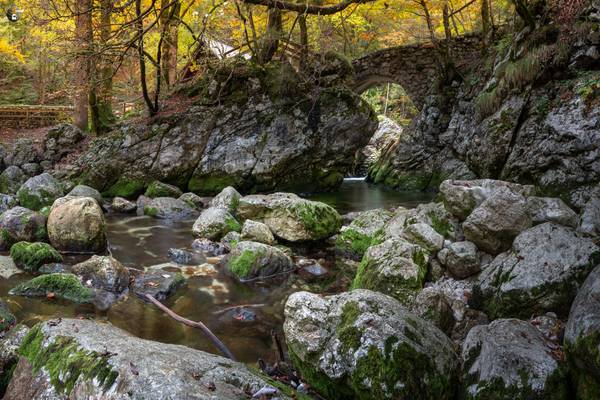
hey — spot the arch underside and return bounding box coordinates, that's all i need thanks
[352,74,423,110]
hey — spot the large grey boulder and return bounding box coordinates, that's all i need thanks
[472,222,599,319]
[192,207,241,240]
[461,319,567,400]
[0,166,26,195]
[526,196,578,228]
[439,179,535,220]
[111,197,136,213]
[71,256,130,293]
[237,193,341,241]
[209,186,241,213]
[16,173,64,211]
[5,319,289,400]
[144,180,183,199]
[463,187,532,254]
[402,222,444,252]
[383,202,459,241]
[335,208,393,258]
[284,290,458,400]
[351,238,428,305]
[222,241,293,281]
[240,220,275,245]
[565,265,600,399]
[143,197,196,220]
[0,207,47,250]
[5,139,38,167]
[47,196,107,253]
[437,241,481,279]
[67,184,103,205]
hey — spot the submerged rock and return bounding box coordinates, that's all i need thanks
[5,319,289,399]
[284,289,458,400]
[132,271,186,301]
[9,242,62,272]
[71,256,130,293]
[0,207,47,251]
[47,196,107,253]
[351,238,428,305]
[143,197,196,220]
[192,207,241,240]
[240,219,276,245]
[237,193,341,241]
[167,248,206,265]
[16,173,64,211]
[144,180,183,199]
[223,241,293,281]
[461,319,567,400]
[565,265,600,399]
[9,273,94,303]
[335,208,392,258]
[472,222,599,319]
[209,186,241,213]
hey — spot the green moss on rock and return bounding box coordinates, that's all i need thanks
[9,273,94,303]
[228,249,263,280]
[19,324,118,395]
[0,303,15,332]
[188,175,240,196]
[10,241,62,272]
[144,181,182,198]
[103,177,145,198]
[291,201,341,240]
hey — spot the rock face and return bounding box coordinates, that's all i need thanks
[192,207,241,240]
[47,197,107,253]
[336,208,393,258]
[472,223,599,319]
[352,116,403,176]
[73,63,377,196]
[0,207,47,250]
[237,193,341,241]
[5,319,288,400]
[16,173,64,211]
[284,290,458,400]
[143,197,196,220]
[461,319,567,400]
[71,256,130,293]
[42,123,84,164]
[565,265,600,399]
[223,241,293,281]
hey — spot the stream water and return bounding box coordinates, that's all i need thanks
[0,179,434,364]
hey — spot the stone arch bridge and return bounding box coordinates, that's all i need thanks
[348,34,483,108]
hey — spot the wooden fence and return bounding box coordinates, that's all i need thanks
[0,105,73,129]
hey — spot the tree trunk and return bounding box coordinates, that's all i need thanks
[512,0,535,30]
[73,0,92,131]
[420,0,455,83]
[257,7,282,64]
[160,0,180,88]
[298,14,308,70]
[481,0,492,46]
[136,0,158,116]
[95,0,115,133]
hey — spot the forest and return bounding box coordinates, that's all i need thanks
[0,0,598,399]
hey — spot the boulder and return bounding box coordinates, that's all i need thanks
[579,188,600,237]
[284,290,458,400]
[167,248,206,265]
[178,192,205,209]
[143,197,196,220]
[16,173,64,211]
[0,166,26,195]
[132,270,185,301]
[410,288,455,334]
[526,196,578,228]
[351,238,428,305]
[0,256,21,279]
[0,207,47,250]
[6,319,291,399]
[237,193,341,241]
[42,123,84,163]
[463,188,532,254]
[47,197,107,253]
[383,202,459,241]
[461,319,567,400]
[192,238,228,256]
[0,324,28,395]
[9,273,94,303]
[439,179,535,220]
[20,163,40,177]
[71,256,130,293]
[437,241,481,279]
[472,223,599,319]
[0,194,16,215]
[209,186,241,213]
[5,139,37,167]
[240,219,276,245]
[111,197,137,213]
[192,207,241,240]
[402,223,444,252]
[67,184,103,205]
[144,180,183,199]
[335,208,393,258]
[565,265,600,399]
[222,241,293,281]
[9,242,62,272]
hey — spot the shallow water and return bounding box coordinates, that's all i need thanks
[0,180,433,364]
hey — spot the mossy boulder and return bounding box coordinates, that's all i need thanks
[335,208,393,259]
[565,265,600,399]
[383,202,458,241]
[16,173,64,211]
[237,193,342,242]
[351,238,428,305]
[9,242,62,272]
[9,273,94,303]
[461,319,568,400]
[209,186,241,213]
[47,196,107,253]
[222,241,293,281]
[143,197,196,220]
[0,166,26,195]
[192,207,241,240]
[144,181,183,199]
[71,256,130,293]
[0,207,47,251]
[178,192,205,209]
[472,223,599,319]
[7,319,288,399]
[284,290,458,400]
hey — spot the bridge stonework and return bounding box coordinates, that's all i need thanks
[350,35,483,108]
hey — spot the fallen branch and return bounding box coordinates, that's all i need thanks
[144,293,237,361]
[242,0,374,15]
